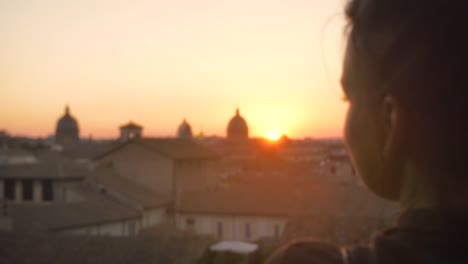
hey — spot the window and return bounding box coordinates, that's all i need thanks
[4,179,15,200]
[144,215,150,227]
[274,224,281,239]
[42,180,53,201]
[128,222,136,236]
[186,218,195,226]
[105,160,114,168]
[186,218,195,232]
[217,222,223,239]
[245,223,251,239]
[22,179,33,201]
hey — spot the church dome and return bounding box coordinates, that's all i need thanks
[177,119,193,139]
[55,106,79,145]
[227,108,248,140]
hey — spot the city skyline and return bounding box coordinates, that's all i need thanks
[0,0,348,139]
[2,105,345,140]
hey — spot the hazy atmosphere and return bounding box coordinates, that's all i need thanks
[2,0,465,263]
[0,0,347,139]
[0,1,407,263]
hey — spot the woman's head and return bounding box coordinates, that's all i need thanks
[342,0,468,202]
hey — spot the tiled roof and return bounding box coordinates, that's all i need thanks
[0,161,86,180]
[89,166,170,209]
[141,138,219,160]
[298,183,399,218]
[61,143,114,160]
[0,232,213,264]
[0,148,34,157]
[176,181,398,219]
[10,185,140,232]
[176,185,294,217]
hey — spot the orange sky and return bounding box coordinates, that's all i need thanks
[0,0,348,139]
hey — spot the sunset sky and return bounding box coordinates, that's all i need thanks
[0,0,348,139]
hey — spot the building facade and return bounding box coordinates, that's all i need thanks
[93,138,220,197]
[176,213,286,242]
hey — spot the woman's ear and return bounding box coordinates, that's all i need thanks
[378,95,407,200]
[382,95,405,161]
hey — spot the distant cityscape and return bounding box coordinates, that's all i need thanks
[0,105,397,263]
[51,105,253,144]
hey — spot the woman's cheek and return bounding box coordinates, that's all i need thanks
[343,103,364,178]
[344,103,355,155]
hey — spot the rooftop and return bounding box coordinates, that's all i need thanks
[177,185,295,217]
[209,240,259,254]
[0,231,213,264]
[94,138,220,161]
[10,184,140,232]
[177,180,398,219]
[120,122,143,130]
[0,161,86,180]
[89,166,170,209]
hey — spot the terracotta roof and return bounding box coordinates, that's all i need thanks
[61,143,114,160]
[177,180,398,219]
[0,148,34,157]
[10,185,140,232]
[142,138,219,159]
[94,138,220,161]
[89,166,170,209]
[298,183,398,218]
[0,161,86,180]
[177,185,294,217]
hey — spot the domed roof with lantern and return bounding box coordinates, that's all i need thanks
[227,108,248,140]
[177,119,193,139]
[55,105,80,145]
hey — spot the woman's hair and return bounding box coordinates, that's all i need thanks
[345,0,468,173]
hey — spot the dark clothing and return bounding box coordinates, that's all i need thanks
[266,209,468,264]
[370,209,468,263]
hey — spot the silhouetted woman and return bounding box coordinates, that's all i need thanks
[267,0,468,263]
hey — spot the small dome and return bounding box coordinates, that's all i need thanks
[227,108,248,140]
[177,119,193,139]
[55,106,79,145]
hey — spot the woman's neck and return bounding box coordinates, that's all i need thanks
[399,163,468,211]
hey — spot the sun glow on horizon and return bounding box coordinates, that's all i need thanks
[0,0,347,139]
[266,130,282,141]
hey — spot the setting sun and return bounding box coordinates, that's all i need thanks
[266,131,282,141]
[0,0,347,139]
